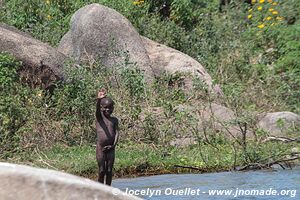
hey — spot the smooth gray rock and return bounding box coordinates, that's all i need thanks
[257,112,300,136]
[58,3,154,80]
[0,162,141,200]
[142,37,222,95]
[0,23,65,89]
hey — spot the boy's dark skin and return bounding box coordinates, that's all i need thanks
[96,89,119,186]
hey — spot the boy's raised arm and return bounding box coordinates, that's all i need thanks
[96,89,106,120]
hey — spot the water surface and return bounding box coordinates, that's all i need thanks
[113,170,300,199]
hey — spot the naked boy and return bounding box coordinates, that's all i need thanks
[96,89,119,185]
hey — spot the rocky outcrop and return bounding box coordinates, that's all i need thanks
[171,105,300,141]
[141,103,254,147]
[257,112,300,136]
[58,3,154,80]
[142,37,222,94]
[0,23,65,89]
[0,162,141,200]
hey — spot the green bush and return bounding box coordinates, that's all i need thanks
[0,53,29,157]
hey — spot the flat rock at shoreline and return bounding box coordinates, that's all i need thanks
[0,162,141,200]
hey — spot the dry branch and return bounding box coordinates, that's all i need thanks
[262,136,300,143]
[237,154,300,171]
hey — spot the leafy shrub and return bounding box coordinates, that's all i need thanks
[0,53,29,157]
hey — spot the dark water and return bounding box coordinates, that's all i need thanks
[113,170,300,199]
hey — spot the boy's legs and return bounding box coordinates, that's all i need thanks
[96,146,106,183]
[105,150,115,186]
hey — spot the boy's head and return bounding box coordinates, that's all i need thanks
[100,97,114,117]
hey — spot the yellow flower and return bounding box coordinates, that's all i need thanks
[269,8,274,12]
[133,0,144,5]
[257,23,265,28]
[248,14,252,19]
[47,15,52,20]
[258,6,263,11]
[272,11,278,15]
[46,0,50,5]
[251,0,256,4]
[259,0,265,3]
[267,0,272,3]
[272,2,278,6]
[266,16,272,20]
[276,16,284,21]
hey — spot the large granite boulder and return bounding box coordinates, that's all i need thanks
[257,112,300,136]
[0,162,141,200]
[142,37,222,94]
[58,3,222,93]
[0,23,65,89]
[58,3,154,80]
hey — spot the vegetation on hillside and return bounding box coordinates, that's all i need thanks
[0,0,299,177]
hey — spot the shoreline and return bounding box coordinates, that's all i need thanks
[83,162,300,181]
[2,142,300,182]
